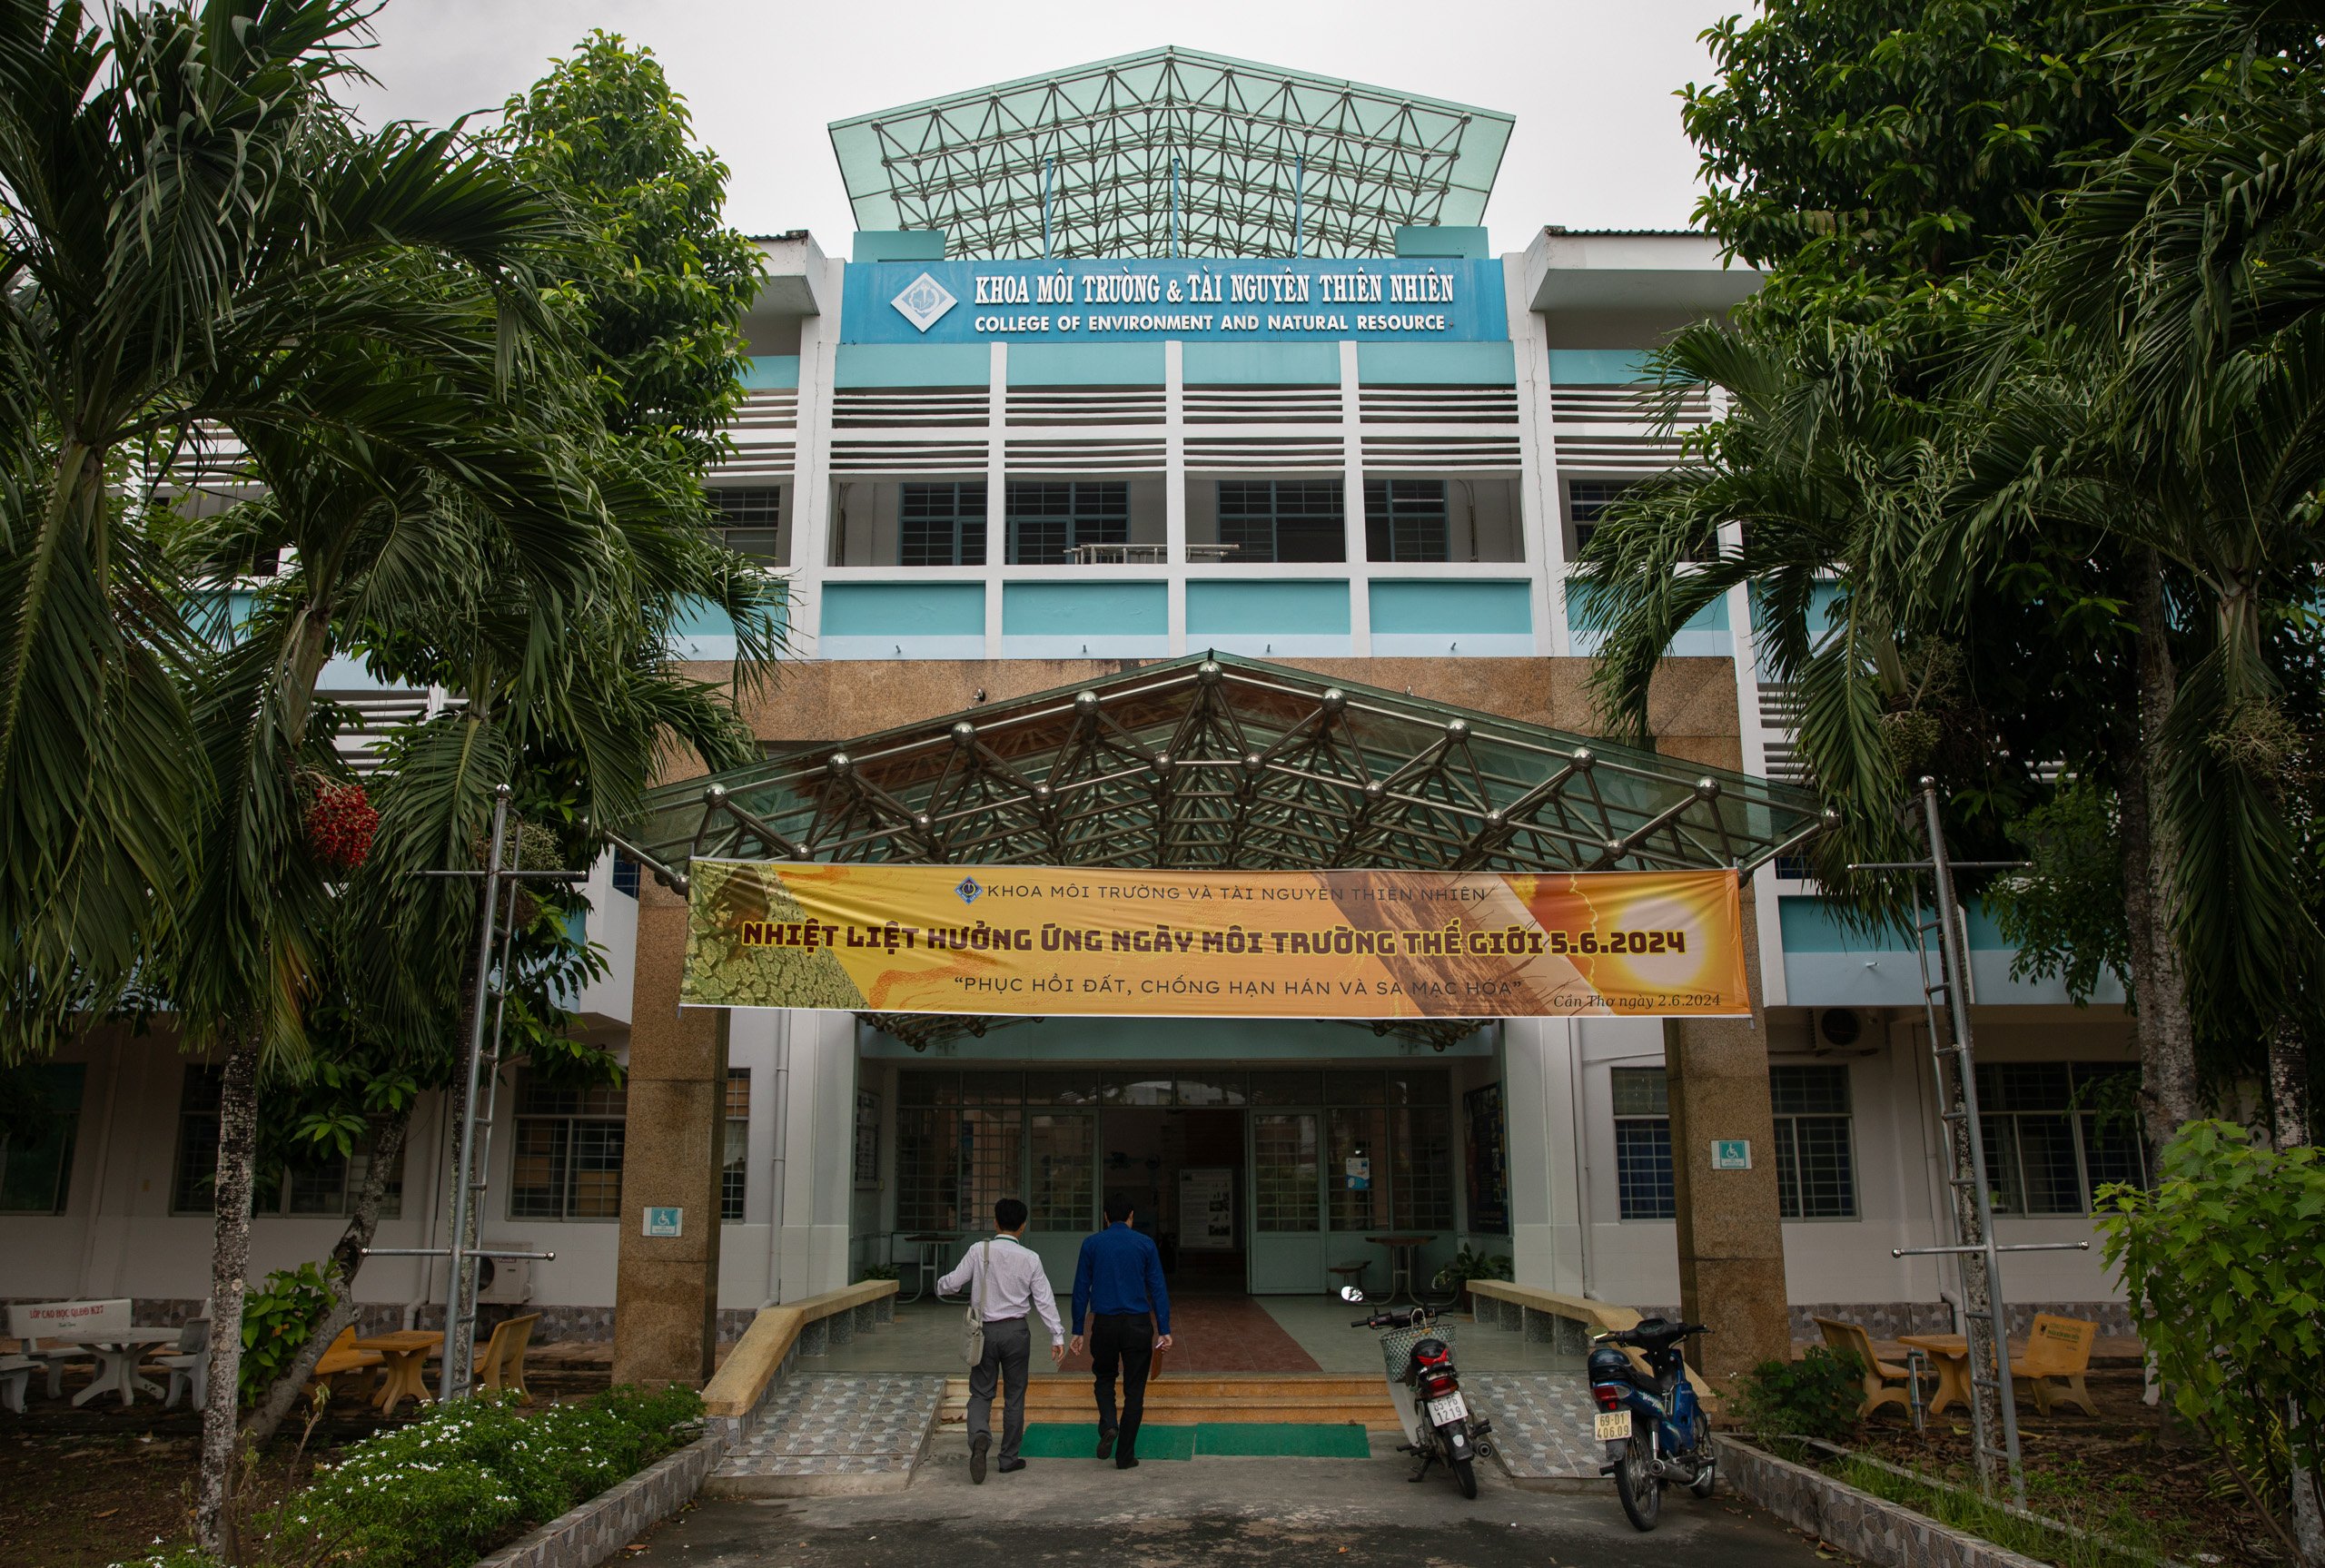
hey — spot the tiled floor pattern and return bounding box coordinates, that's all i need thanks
[710,1375,945,1481]
[1465,1372,1604,1481]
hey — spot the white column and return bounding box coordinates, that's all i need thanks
[1501,1017,1587,1295]
[774,1010,857,1301]
[1165,339,1188,655]
[1505,253,1562,656]
[1341,339,1370,654]
[985,340,1007,658]
[788,258,843,652]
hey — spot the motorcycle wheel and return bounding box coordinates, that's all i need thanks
[1688,1409,1717,1499]
[1450,1454,1478,1499]
[1614,1431,1662,1531]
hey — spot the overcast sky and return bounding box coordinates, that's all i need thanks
[337,0,1740,253]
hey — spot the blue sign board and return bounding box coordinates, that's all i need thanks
[842,258,1508,345]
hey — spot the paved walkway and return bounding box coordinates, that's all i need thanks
[708,1376,945,1493]
[633,1451,1829,1568]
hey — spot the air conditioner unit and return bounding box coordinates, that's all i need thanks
[1814,1008,1864,1050]
[475,1241,535,1306]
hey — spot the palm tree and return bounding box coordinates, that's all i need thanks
[0,0,564,1061]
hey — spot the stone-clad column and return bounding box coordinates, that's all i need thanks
[1663,890,1789,1394]
[611,882,727,1387]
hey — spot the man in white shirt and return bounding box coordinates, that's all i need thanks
[938,1197,1066,1482]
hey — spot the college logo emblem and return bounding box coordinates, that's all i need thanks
[955,876,982,905]
[891,272,957,332]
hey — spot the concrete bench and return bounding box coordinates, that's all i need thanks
[701,1279,901,1428]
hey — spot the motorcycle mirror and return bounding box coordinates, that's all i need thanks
[1339,1285,1365,1303]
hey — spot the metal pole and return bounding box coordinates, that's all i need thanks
[440,784,511,1402]
[1918,776,2028,1504]
[1171,155,1180,258]
[1042,157,1054,260]
[1293,152,1304,259]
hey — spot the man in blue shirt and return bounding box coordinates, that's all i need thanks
[1070,1194,1174,1468]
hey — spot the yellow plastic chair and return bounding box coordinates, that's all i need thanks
[474,1313,540,1404]
[2010,1314,2099,1416]
[1814,1316,1916,1421]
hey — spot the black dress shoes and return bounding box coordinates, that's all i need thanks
[1115,1455,1140,1469]
[1095,1427,1117,1460]
[997,1458,1027,1474]
[970,1431,990,1484]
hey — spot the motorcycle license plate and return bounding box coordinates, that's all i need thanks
[1426,1392,1469,1425]
[1594,1410,1633,1442]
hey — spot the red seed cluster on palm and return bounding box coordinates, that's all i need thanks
[304,782,379,872]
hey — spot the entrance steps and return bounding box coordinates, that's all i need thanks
[941,1374,1401,1430]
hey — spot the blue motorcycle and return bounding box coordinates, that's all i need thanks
[1587,1317,1717,1530]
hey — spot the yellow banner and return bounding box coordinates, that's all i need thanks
[681,863,1750,1020]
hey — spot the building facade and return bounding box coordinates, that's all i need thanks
[1,51,2138,1355]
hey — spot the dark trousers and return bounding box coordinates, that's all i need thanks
[969,1317,1032,1462]
[1089,1312,1154,1461]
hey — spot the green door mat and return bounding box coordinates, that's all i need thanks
[1014,1424,1370,1460]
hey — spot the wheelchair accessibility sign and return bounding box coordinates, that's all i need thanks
[1711,1139,1753,1170]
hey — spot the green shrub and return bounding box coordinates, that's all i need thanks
[239,1263,334,1405]
[1432,1244,1514,1294]
[2099,1120,2324,1555]
[110,1383,702,1568]
[1734,1346,1865,1444]
[856,1263,900,1282]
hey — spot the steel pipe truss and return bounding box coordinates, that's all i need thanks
[634,653,1824,882]
[827,46,1513,259]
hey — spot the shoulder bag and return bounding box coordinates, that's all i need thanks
[962,1240,991,1366]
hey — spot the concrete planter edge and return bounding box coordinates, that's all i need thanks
[1715,1436,2054,1568]
[472,1430,726,1568]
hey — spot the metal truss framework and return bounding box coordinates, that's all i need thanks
[827,47,1513,260]
[628,655,1825,1050]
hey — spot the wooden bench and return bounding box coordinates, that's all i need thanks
[702,1279,902,1423]
[1814,1316,1916,1421]
[2010,1314,2099,1416]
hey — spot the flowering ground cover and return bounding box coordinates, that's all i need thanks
[0,1384,698,1568]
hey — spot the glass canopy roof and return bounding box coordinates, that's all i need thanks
[627,654,1826,889]
[826,47,1514,260]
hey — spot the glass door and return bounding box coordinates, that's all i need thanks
[1248,1109,1325,1292]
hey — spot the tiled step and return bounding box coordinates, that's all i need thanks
[940,1374,1402,1429]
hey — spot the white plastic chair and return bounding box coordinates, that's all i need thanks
[151,1318,211,1412]
[0,1355,34,1415]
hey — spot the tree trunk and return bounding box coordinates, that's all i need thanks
[2269,1019,2310,1150]
[196,1036,263,1562]
[241,1105,414,1447]
[2123,551,2203,1149]
[2291,1423,2325,1568]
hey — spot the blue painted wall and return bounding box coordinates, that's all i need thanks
[822,581,984,637]
[1009,342,1165,385]
[1186,579,1350,636]
[1358,340,1518,385]
[1002,580,1167,636]
[740,356,800,389]
[834,343,991,388]
[1371,579,1532,634]
[1180,340,1341,385]
[1547,349,1653,383]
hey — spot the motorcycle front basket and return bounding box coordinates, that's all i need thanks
[1380,1320,1454,1383]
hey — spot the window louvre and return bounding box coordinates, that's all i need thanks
[900,481,987,566]
[1363,478,1449,562]
[1217,478,1345,563]
[1005,480,1129,565]
[722,1069,750,1222]
[1772,1065,1855,1219]
[510,1077,627,1220]
[1612,1066,1674,1219]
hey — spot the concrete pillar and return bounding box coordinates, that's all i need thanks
[775,1010,856,1302]
[611,884,727,1387]
[1663,892,1789,1394]
[1501,1018,1586,1295]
